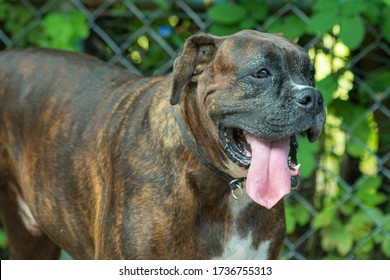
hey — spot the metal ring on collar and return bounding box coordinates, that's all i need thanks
[229,178,244,200]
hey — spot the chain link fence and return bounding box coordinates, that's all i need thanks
[0,0,389,259]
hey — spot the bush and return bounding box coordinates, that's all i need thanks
[0,0,389,259]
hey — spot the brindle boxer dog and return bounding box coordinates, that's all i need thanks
[0,30,325,259]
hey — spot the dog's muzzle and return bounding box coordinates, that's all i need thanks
[218,86,325,209]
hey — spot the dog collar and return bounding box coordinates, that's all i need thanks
[173,108,245,199]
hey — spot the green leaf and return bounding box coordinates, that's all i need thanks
[320,221,354,256]
[4,5,33,37]
[384,216,390,231]
[355,176,386,206]
[208,3,246,25]
[297,137,321,178]
[285,204,296,234]
[336,229,354,256]
[285,203,311,234]
[208,23,240,36]
[0,1,10,21]
[266,17,284,34]
[313,0,339,13]
[267,14,305,39]
[41,11,89,51]
[239,18,256,30]
[355,176,382,190]
[316,75,338,106]
[152,0,169,10]
[319,221,337,248]
[70,11,89,39]
[362,70,390,95]
[362,2,381,24]
[340,201,355,216]
[364,207,384,222]
[0,229,7,247]
[341,1,366,16]
[295,204,311,226]
[381,7,390,42]
[306,11,338,34]
[381,238,390,258]
[284,15,306,39]
[339,16,365,50]
[348,210,375,230]
[360,193,387,206]
[171,33,185,48]
[323,255,345,260]
[313,206,337,228]
[247,1,267,21]
[355,239,374,258]
[333,100,371,157]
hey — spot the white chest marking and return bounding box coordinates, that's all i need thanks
[214,233,271,260]
[213,193,272,260]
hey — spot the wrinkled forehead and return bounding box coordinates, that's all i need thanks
[216,32,312,72]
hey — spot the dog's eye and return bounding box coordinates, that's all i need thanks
[252,68,271,78]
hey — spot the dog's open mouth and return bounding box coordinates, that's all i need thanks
[221,128,301,184]
[220,127,310,209]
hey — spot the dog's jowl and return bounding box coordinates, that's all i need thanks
[0,30,325,259]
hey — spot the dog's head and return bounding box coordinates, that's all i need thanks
[171,30,326,209]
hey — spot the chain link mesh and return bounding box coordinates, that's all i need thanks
[0,0,389,260]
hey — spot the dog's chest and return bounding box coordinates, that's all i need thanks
[214,232,271,260]
[212,194,272,260]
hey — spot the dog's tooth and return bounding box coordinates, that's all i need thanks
[244,150,251,157]
[294,163,301,170]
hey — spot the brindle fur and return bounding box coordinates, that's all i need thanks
[0,30,323,259]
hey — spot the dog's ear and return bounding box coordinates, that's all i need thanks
[170,33,218,105]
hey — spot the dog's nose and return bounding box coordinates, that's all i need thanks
[296,89,324,113]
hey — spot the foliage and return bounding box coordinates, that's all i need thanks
[0,0,389,259]
[40,11,89,51]
[0,0,88,51]
[208,1,267,35]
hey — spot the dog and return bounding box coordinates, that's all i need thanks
[0,30,325,259]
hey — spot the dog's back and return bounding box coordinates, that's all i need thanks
[0,49,168,259]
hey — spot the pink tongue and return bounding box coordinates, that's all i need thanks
[245,133,291,209]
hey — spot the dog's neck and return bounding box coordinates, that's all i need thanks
[177,91,229,172]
